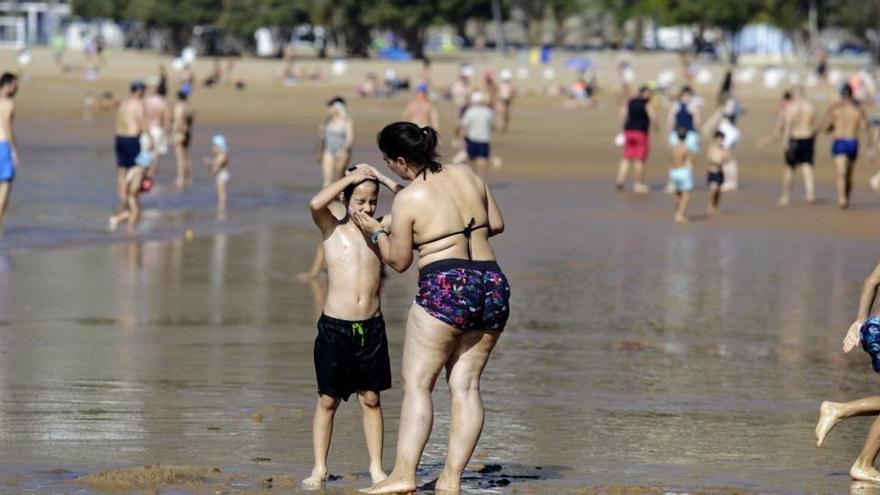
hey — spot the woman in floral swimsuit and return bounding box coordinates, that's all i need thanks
[350,121,510,494]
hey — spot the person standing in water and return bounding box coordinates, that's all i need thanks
[617,85,656,193]
[759,88,816,206]
[668,127,693,223]
[458,91,495,180]
[705,130,731,215]
[667,85,702,154]
[317,97,353,187]
[0,73,19,232]
[144,78,171,180]
[350,122,509,495]
[821,83,868,209]
[171,89,193,189]
[402,83,439,132]
[302,165,401,489]
[114,81,150,213]
[205,135,229,213]
[816,260,880,483]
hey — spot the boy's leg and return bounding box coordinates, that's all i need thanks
[834,155,849,208]
[304,394,341,487]
[174,143,186,188]
[0,180,12,230]
[708,184,720,214]
[675,192,690,223]
[216,178,227,212]
[117,168,128,212]
[358,391,387,483]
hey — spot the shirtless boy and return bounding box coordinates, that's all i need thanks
[0,73,19,231]
[114,81,150,212]
[402,84,439,132]
[822,83,868,209]
[302,164,402,489]
[705,130,731,214]
[144,79,171,179]
[668,127,693,223]
[816,260,880,483]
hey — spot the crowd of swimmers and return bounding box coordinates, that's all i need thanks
[617,73,880,223]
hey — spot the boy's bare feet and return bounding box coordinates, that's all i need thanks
[778,195,790,206]
[302,466,328,489]
[816,401,843,447]
[674,214,689,224]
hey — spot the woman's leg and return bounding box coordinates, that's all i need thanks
[333,152,350,183]
[362,304,459,494]
[435,330,501,493]
[321,152,335,187]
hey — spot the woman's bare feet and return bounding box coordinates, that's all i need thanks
[302,466,328,489]
[816,401,844,447]
[674,214,689,224]
[851,461,880,482]
[420,477,460,494]
[358,475,416,494]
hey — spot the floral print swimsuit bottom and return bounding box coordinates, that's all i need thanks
[416,259,511,331]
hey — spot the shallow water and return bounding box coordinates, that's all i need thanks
[1,117,880,493]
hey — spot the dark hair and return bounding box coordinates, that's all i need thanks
[377,122,441,174]
[342,178,378,204]
[327,96,346,107]
[679,85,693,97]
[782,90,792,101]
[0,72,15,87]
[841,83,853,99]
[130,80,145,93]
[714,130,726,140]
[177,89,188,101]
[676,126,688,141]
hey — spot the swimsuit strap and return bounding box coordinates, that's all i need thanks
[414,217,489,261]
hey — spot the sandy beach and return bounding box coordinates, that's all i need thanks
[0,47,878,493]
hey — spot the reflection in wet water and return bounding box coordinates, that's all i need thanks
[0,180,877,493]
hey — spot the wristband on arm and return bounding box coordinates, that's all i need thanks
[370,228,389,245]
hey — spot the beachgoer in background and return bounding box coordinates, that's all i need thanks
[144,78,171,179]
[821,83,868,209]
[758,88,816,205]
[459,91,495,180]
[402,83,439,132]
[450,69,472,121]
[172,89,193,188]
[317,97,353,187]
[705,130,731,214]
[816,260,880,483]
[703,94,742,191]
[617,85,656,193]
[205,135,229,212]
[350,122,508,495]
[667,85,701,154]
[868,115,880,193]
[0,73,19,232]
[114,81,149,213]
[669,127,693,223]
[816,47,828,84]
[109,134,152,233]
[302,164,401,489]
[497,69,516,133]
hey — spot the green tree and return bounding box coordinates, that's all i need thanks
[127,0,223,52]
[217,0,310,51]
[366,0,441,58]
[71,0,131,20]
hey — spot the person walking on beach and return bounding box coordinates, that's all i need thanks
[302,165,402,489]
[317,97,353,187]
[144,78,171,180]
[759,88,816,206]
[705,130,731,215]
[0,73,19,232]
[702,94,742,192]
[458,91,495,180]
[402,83,439,132]
[171,89,193,188]
[496,69,516,133]
[616,85,656,193]
[816,260,880,483]
[350,122,510,494]
[114,81,149,213]
[821,83,868,209]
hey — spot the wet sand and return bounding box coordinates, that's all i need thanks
[0,49,878,493]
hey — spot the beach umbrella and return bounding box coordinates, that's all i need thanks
[564,57,593,72]
[377,48,411,61]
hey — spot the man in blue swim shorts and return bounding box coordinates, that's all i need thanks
[0,72,18,232]
[823,83,868,209]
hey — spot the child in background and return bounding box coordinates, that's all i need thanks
[669,126,694,223]
[205,135,229,212]
[706,130,731,215]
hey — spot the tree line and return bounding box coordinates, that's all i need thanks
[71,0,880,60]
